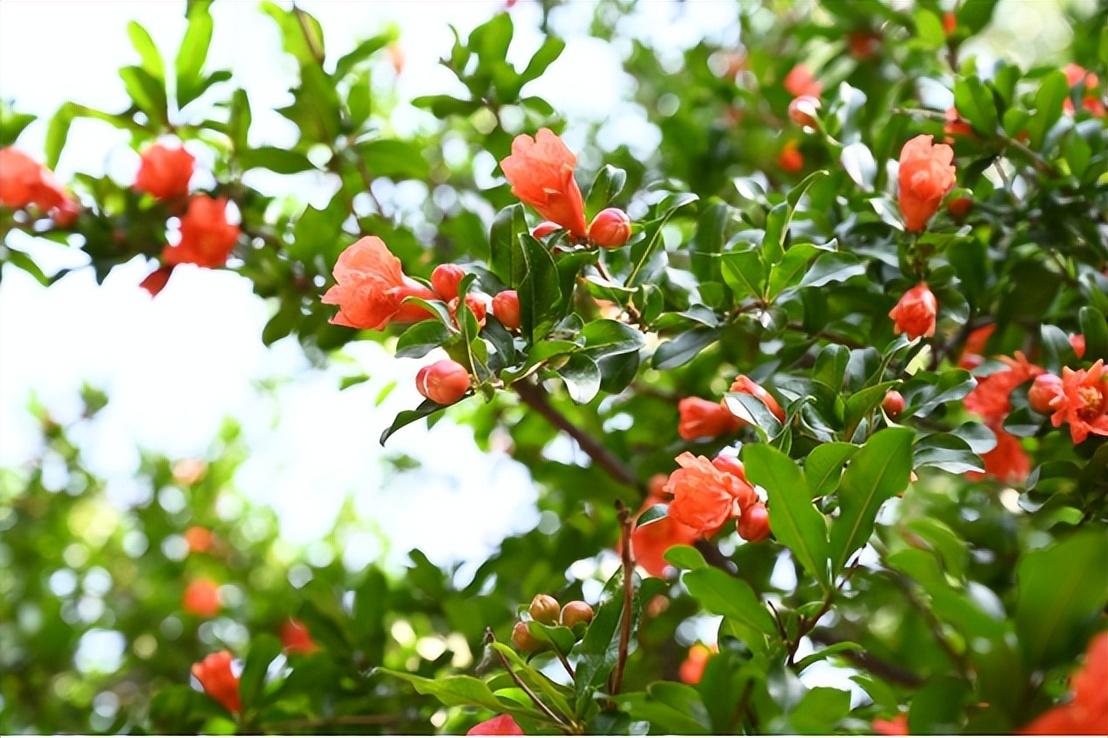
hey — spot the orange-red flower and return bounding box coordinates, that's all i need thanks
[280,617,319,655]
[183,578,221,617]
[500,129,587,238]
[140,265,174,297]
[727,375,787,422]
[873,714,909,735]
[1029,373,1063,414]
[1070,333,1086,358]
[897,135,956,232]
[678,397,742,440]
[968,424,1030,484]
[958,324,996,370]
[679,643,716,685]
[778,140,804,173]
[889,282,938,340]
[185,526,213,554]
[784,64,822,98]
[631,511,699,578]
[468,715,523,735]
[0,147,79,224]
[163,196,239,268]
[135,143,194,199]
[191,651,241,714]
[942,11,957,35]
[847,30,881,60]
[1049,360,1108,444]
[964,352,1043,424]
[665,452,753,534]
[322,236,435,330]
[1023,632,1108,734]
[943,107,974,139]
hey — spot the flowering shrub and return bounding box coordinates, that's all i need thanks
[2,0,1108,735]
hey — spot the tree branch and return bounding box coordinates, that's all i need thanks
[808,629,924,687]
[609,501,635,695]
[513,380,641,491]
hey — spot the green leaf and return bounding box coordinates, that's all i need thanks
[653,328,719,369]
[953,77,997,134]
[176,1,214,107]
[908,677,968,734]
[358,139,430,180]
[1028,70,1067,149]
[682,567,777,637]
[518,234,562,341]
[663,544,707,571]
[396,321,454,359]
[517,36,566,88]
[914,10,946,49]
[762,170,828,263]
[228,89,251,150]
[720,247,765,300]
[582,319,644,361]
[237,146,315,174]
[789,687,851,733]
[1078,306,1108,361]
[829,428,913,573]
[239,635,281,711]
[490,204,527,288]
[558,353,601,403]
[44,102,77,169]
[334,31,395,79]
[767,242,819,298]
[380,399,446,445]
[799,252,865,288]
[127,21,164,81]
[886,548,1002,639]
[585,164,627,218]
[805,442,858,497]
[0,102,35,147]
[375,669,543,719]
[627,191,698,287]
[262,1,325,67]
[743,445,830,586]
[957,0,999,33]
[793,642,863,672]
[1015,530,1108,668]
[617,683,711,734]
[119,65,168,126]
[573,567,638,711]
[722,391,782,439]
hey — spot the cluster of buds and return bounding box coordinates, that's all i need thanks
[510,594,594,653]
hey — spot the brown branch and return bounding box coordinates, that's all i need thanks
[609,501,635,695]
[809,629,924,687]
[513,379,641,491]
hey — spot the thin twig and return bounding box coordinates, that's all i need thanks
[513,379,641,491]
[609,501,635,695]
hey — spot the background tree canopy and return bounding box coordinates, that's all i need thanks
[1,0,1107,735]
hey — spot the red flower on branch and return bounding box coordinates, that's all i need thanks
[968,424,1030,484]
[322,236,435,330]
[280,617,319,655]
[0,147,80,225]
[889,283,938,340]
[677,397,741,441]
[500,129,587,238]
[1049,360,1108,444]
[135,143,195,200]
[964,352,1042,425]
[679,643,716,685]
[163,196,239,268]
[726,375,786,422]
[191,651,241,714]
[182,578,220,617]
[468,715,524,735]
[665,452,754,535]
[897,135,956,232]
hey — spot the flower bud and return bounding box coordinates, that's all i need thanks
[788,95,821,128]
[492,290,521,331]
[737,502,770,543]
[450,294,488,328]
[529,594,560,625]
[889,282,938,339]
[778,141,804,173]
[710,454,746,480]
[1028,373,1063,414]
[511,620,541,652]
[431,264,466,300]
[882,390,905,417]
[560,600,595,629]
[416,359,471,405]
[588,208,632,249]
[531,221,559,239]
[948,196,973,220]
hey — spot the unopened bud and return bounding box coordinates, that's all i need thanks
[788,95,821,128]
[560,600,595,629]
[532,221,559,239]
[587,208,632,249]
[431,264,466,300]
[882,390,905,417]
[511,620,541,652]
[416,359,471,405]
[529,594,560,625]
[1028,373,1063,414]
[492,290,521,331]
[737,503,770,543]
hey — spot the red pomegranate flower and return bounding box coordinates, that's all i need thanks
[163,196,240,268]
[968,424,1030,484]
[183,578,221,617]
[665,452,753,534]
[679,643,716,685]
[500,129,587,238]
[467,715,524,735]
[191,651,241,714]
[1049,360,1108,444]
[897,135,956,232]
[0,147,80,224]
[784,64,822,98]
[888,282,938,340]
[1023,632,1108,734]
[135,143,195,199]
[677,397,742,440]
[280,617,320,655]
[964,352,1043,425]
[322,236,435,330]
